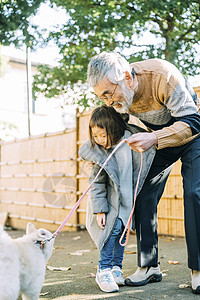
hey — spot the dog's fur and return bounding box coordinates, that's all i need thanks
[0,223,54,300]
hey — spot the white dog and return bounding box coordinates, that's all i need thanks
[0,223,54,300]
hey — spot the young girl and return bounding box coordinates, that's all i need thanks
[79,105,155,293]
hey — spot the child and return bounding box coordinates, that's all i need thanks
[79,105,155,293]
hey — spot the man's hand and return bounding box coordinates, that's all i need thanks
[125,132,158,152]
[97,213,106,230]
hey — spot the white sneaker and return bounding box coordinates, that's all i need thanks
[192,270,200,294]
[96,268,119,293]
[112,266,125,286]
[125,265,162,286]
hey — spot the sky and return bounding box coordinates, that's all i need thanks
[2,2,67,65]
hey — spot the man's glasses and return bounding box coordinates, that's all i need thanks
[98,84,118,102]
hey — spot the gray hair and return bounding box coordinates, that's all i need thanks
[87,52,131,87]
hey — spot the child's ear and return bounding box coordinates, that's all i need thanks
[26,222,37,235]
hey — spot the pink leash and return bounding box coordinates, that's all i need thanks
[119,151,143,246]
[52,139,143,247]
[53,139,128,237]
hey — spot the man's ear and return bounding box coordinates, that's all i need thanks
[26,222,37,235]
[124,71,134,88]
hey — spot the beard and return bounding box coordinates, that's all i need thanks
[114,82,134,114]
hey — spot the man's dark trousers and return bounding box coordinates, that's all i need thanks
[135,134,200,271]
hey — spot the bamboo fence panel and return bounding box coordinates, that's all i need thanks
[0,86,199,235]
[0,130,79,232]
[76,110,91,225]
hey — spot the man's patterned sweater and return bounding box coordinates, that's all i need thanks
[129,58,200,149]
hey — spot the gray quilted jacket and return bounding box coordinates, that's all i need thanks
[79,124,156,251]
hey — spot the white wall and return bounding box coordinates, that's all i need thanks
[0,51,75,140]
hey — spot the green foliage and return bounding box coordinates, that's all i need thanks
[32,0,200,108]
[59,80,103,111]
[33,65,103,111]
[0,121,18,140]
[0,0,46,48]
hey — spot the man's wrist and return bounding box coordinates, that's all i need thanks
[151,132,158,146]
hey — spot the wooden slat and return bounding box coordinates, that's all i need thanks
[0,212,8,226]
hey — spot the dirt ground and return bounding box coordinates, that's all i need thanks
[8,228,199,300]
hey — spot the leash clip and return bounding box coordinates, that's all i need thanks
[35,235,55,250]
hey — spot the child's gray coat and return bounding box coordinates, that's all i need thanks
[79,124,156,251]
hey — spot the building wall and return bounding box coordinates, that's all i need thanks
[0,56,72,140]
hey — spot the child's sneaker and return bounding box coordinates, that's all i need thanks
[112,266,125,286]
[96,268,119,293]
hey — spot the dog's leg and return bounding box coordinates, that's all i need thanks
[21,278,43,300]
[21,292,40,300]
[0,291,19,300]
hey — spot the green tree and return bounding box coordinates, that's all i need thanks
[33,0,200,107]
[0,0,46,77]
[0,0,46,48]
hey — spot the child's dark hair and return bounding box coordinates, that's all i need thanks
[89,105,127,148]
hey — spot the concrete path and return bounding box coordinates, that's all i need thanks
[9,229,198,300]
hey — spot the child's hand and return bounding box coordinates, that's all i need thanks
[88,162,94,168]
[97,213,106,230]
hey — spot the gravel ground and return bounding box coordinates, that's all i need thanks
[7,228,199,300]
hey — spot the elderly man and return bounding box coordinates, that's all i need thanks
[87,52,200,294]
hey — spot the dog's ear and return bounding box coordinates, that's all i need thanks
[26,222,37,235]
[38,229,49,239]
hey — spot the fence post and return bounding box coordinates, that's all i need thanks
[0,142,1,200]
[75,108,80,229]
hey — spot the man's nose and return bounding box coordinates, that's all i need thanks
[105,99,114,107]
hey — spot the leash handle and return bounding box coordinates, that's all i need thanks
[53,139,127,237]
[119,151,143,246]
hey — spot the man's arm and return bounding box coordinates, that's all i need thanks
[154,121,194,149]
[128,61,200,151]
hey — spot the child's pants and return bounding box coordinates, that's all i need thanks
[98,218,126,270]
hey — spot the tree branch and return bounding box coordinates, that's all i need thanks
[178,16,199,41]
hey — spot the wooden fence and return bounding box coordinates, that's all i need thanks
[0,87,199,235]
[0,110,93,232]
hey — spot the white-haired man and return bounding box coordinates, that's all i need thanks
[87,52,200,294]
